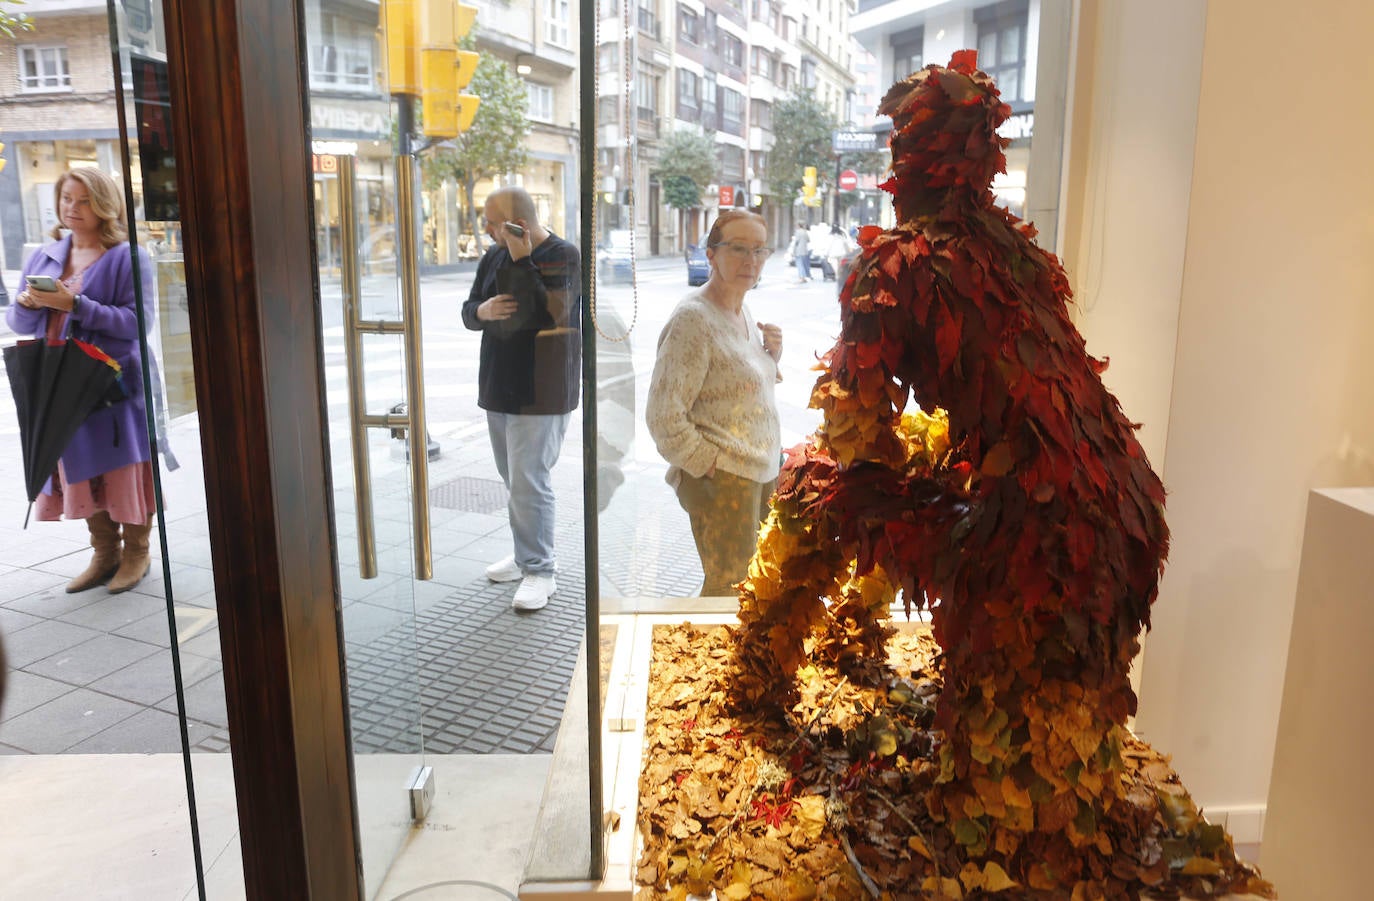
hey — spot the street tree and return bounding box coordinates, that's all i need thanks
[653,128,717,247]
[767,89,837,214]
[0,0,33,37]
[423,39,529,250]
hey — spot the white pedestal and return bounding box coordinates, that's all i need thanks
[1262,488,1374,898]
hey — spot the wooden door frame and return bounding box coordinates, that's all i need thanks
[161,0,362,896]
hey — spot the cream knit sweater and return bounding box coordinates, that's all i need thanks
[646,290,782,486]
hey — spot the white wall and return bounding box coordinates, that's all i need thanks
[1065,0,1205,467]
[1065,0,1374,843]
[1136,0,1374,834]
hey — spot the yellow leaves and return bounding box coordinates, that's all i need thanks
[907,833,932,859]
[958,861,1020,893]
[793,795,828,843]
[683,856,717,896]
[980,440,1015,477]
[720,862,754,900]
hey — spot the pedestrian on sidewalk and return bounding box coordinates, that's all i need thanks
[787,222,812,283]
[646,209,783,598]
[7,168,157,595]
[461,186,581,612]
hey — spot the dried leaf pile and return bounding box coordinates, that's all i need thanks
[636,52,1274,900]
[636,625,1270,900]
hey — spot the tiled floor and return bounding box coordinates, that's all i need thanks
[0,268,708,897]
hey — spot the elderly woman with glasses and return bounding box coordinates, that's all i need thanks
[646,210,784,597]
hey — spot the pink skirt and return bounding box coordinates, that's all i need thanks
[34,459,157,526]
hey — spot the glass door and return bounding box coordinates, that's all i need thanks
[305,5,429,894]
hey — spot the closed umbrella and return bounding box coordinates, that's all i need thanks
[3,337,126,526]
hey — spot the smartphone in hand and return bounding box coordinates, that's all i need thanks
[26,275,59,292]
[503,222,526,238]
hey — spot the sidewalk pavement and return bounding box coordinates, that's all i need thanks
[0,259,702,762]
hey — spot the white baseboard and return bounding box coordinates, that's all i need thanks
[1200,804,1266,844]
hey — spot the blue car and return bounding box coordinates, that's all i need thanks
[685,244,710,286]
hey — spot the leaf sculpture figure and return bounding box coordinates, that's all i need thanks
[730,51,1274,896]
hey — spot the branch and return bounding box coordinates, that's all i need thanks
[838,830,882,899]
[703,677,850,857]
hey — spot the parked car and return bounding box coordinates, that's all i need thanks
[597,229,635,284]
[685,244,710,286]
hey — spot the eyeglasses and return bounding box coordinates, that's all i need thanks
[711,242,774,261]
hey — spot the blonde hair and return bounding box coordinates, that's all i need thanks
[50,168,128,247]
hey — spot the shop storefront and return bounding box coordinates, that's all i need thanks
[4,1,1373,898]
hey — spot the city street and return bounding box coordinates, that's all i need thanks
[0,249,856,761]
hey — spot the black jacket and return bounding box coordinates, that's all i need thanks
[461,233,581,415]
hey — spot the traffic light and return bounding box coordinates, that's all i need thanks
[383,0,482,138]
[802,165,817,205]
[0,142,6,174]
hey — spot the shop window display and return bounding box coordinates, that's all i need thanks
[632,53,1274,900]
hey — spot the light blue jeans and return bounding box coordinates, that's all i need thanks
[487,411,570,576]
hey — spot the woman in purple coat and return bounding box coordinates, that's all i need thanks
[8,168,157,594]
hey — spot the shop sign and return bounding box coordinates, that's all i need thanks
[832,129,881,153]
[1000,111,1034,141]
[310,98,390,139]
[719,184,734,206]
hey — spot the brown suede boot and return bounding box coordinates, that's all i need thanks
[67,512,122,593]
[108,520,153,594]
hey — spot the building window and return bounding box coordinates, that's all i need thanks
[702,71,718,128]
[800,57,817,91]
[18,46,72,93]
[598,94,620,124]
[890,26,924,83]
[599,42,620,74]
[679,7,700,44]
[750,100,771,129]
[752,47,776,80]
[721,88,744,135]
[718,143,745,181]
[676,69,701,117]
[636,65,660,122]
[780,63,795,90]
[312,15,376,90]
[638,0,660,39]
[722,33,744,69]
[975,0,1028,101]
[125,0,153,31]
[546,0,571,47]
[528,83,555,122]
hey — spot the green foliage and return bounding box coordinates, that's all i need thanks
[654,129,717,210]
[422,39,530,243]
[662,174,700,211]
[0,0,34,38]
[766,90,838,204]
[840,149,888,179]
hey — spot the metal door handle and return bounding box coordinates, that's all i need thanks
[337,154,432,580]
[396,154,432,580]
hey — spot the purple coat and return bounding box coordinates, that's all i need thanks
[7,236,154,486]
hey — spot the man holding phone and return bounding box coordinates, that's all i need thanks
[461,186,581,611]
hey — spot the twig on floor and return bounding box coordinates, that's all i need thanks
[838,830,882,899]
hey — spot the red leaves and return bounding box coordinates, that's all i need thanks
[750,795,797,829]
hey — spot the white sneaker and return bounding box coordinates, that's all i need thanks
[512,573,556,611]
[486,554,522,583]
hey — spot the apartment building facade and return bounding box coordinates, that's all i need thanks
[597,0,857,254]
